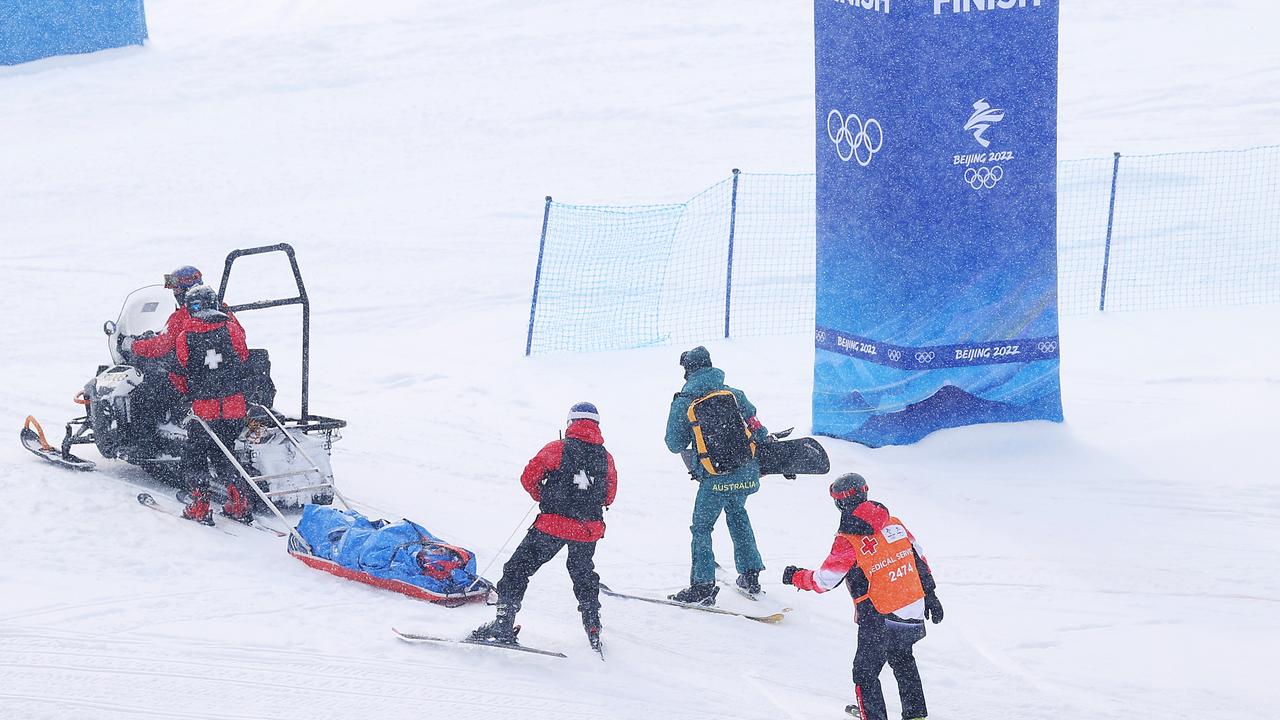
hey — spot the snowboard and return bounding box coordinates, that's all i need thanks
[391,627,567,658]
[599,584,786,624]
[757,436,830,477]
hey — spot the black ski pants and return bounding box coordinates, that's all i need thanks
[181,418,244,493]
[851,614,927,720]
[495,528,600,613]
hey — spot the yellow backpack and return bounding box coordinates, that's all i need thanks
[686,390,757,475]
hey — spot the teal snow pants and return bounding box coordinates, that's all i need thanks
[689,481,763,584]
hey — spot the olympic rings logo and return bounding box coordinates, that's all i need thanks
[964,165,1004,190]
[887,349,903,362]
[816,330,828,343]
[827,110,884,167]
[1036,341,1058,353]
[914,351,935,364]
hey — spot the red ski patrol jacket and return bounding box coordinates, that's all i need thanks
[520,419,618,542]
[134,307,245,395]
[174,313,251,420]
[131,307,192,359]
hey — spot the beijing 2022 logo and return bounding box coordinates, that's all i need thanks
[827,110,883,167]
[954,98,1013,191]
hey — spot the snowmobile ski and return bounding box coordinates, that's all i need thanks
[599,584,787,624]
[21,416,95,471]
[391,628,567,658]
[137,493,235,535]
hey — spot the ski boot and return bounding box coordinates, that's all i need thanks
[181,489,215,526]
[469,600,520,644]
[668,582,719,606]
[580,604,602,653]
[735,569,762,597]
[220,483,254,525]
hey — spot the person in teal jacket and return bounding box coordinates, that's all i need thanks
[665,346,769,605]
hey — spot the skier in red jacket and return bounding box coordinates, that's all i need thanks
[173,285,254,525]
[471,402,618,651]
[783,473,943,720]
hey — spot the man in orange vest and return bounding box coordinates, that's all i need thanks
[782,473,943,720]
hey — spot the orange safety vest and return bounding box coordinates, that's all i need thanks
[839,515,925,615]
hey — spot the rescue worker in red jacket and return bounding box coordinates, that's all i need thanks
[782,473,944,720]
[471,402,618,651]
[131,266,245,417]
[174,285,254,525]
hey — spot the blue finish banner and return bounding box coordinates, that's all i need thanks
[813,0,1062,447]
[1,0,148,66]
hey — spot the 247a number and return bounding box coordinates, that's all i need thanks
[887,564,915,582]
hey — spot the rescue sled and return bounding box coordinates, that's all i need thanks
[287,505,493,607]
[20,244,346,509]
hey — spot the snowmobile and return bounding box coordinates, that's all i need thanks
[21,244,347,510]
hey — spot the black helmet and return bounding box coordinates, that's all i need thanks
[184,284,224,320]
[679,346,712,378]
[829,473,868,510]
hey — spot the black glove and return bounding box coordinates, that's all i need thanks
[781,565,800,586]
[924,591,944,624]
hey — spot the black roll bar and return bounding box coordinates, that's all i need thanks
[217,244,313,420]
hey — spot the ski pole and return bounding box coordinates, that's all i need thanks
[468,501,537,592]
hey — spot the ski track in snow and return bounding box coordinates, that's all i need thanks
[3,1,1280,718]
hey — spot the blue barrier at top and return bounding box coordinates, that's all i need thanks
[812,0,1063,446]
[1,0,148,66]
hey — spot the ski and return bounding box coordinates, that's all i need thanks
[176,490,287,537]
[391,627,567,658]
[599,585,787,624]
[137,493,236,536]
[587,631,604,661]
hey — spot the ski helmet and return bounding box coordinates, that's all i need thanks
[184,284,224,319]
[679,346,712,378]
[567,402,601,424]
[165,266,203,291]
[830,473,868,510]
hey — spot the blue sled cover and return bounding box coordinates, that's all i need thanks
[292,504,490,603]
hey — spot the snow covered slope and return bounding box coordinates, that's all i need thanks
[2,2,1278,718]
